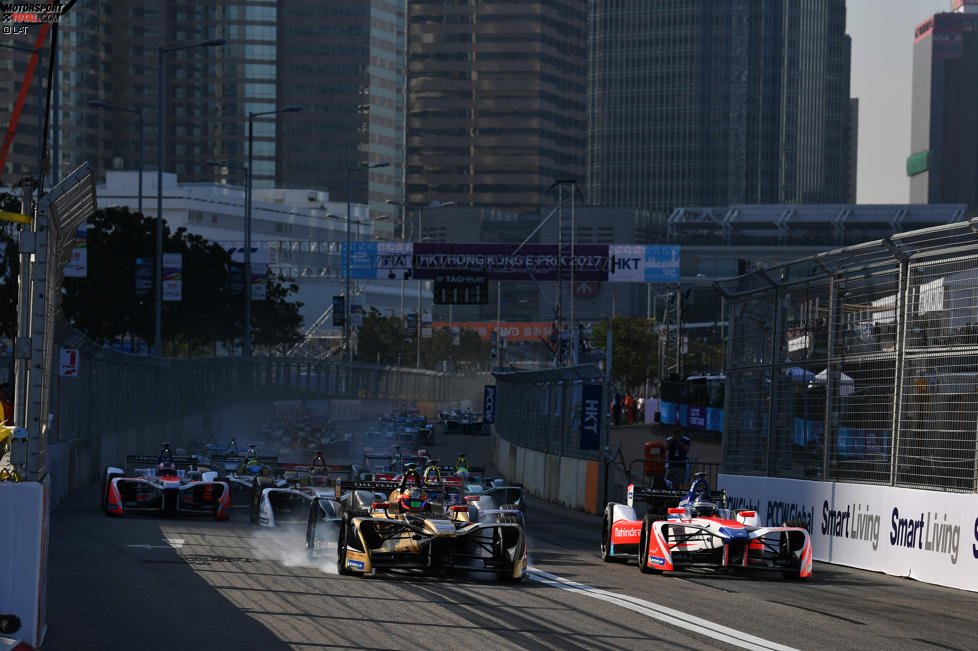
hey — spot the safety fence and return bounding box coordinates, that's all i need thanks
[658,376,724,436]
[492,365,606,462]
[50,321,490,444]
[716,219,978,493]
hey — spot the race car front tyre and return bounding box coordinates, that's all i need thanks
[101,468,123,516]
[600,505,616,562]
[336,513,353,576]
[638,516,662,574]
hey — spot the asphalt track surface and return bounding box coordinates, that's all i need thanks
[45,429,978,651]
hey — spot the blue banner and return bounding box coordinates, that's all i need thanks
[580,384,602,450]
[483,385,496,424]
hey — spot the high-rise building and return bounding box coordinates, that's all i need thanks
[586,0,853,213]
[1,1,406,239]
[406,0,587,214]
[909,0,978,209]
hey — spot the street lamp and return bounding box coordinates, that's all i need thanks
[1,43,43,195]
[345,162,390,363]
[90,100,144,215]
[156,37,225,357]
[245,105,302,357]
[386,200,457,368]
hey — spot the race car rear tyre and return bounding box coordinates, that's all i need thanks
[336,513,353,576]
[638,515,662,574]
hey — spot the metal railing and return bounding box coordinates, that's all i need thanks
[492,364,606,461]
[716,218,978,493]
[50,320,490,444]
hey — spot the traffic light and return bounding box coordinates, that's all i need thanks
[332,296,345,327]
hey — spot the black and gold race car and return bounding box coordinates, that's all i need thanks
[307,465,526,580]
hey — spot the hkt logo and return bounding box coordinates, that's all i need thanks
[1,2,65,23]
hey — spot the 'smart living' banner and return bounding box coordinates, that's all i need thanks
[342,242,680,283]
[720,474,978,593]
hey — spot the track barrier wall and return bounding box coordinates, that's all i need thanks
[491,431,600,514]
[721,474,978,592]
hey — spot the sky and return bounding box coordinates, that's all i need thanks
[847,0,954,204]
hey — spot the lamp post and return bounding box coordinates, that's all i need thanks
[386,200,456,368]
[1,43,43,197]
[345,162,390,363]
[245,105,302,357]
[90,100,144,215]
[156,37,225,357]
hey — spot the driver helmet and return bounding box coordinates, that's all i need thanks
[245,457,261,474]
[399,486,428,512]
[691,500,718,518]
[157,462,178,480]
[312,451,326,468]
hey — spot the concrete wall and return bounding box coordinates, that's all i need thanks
[491,431,599,514]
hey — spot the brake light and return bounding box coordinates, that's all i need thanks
[372,502,390,509]
[450,505,468,512]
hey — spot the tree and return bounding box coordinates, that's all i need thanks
[422,327,490,371]
[355,308,410,365]
[60,206,303,355]
[591,316,659,391]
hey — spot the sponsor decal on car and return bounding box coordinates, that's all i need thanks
[648,555,666,566]
[347,559,365,570]
[611,521,642,542]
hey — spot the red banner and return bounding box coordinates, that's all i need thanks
[430,321,554,342]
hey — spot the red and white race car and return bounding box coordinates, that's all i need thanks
[602,480,812,579]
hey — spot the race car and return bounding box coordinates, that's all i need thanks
[600,484,691,562]
[249,451,355,526]
[631,478,812,579]
[102,443,231,519]
[311,465,527,580]
[206,444,278,504]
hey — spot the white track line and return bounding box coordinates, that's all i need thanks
[528,568,798,651]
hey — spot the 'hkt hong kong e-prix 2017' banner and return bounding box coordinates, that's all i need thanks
[340,242,679,282]
[341,242,413,279]
[608,244,680,283]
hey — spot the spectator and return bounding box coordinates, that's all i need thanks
[666,428,691,488]
[612,390,623,425]
[624,393,636,424]
[0,383,12,426]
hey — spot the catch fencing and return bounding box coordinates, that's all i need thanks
[715,219,978,493]
[50,320,489,444]
[492,365,606,462]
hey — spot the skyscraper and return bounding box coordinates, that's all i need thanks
[586,0,853,213]
[909,0,978,209]
[2,1,406,238]
[406,0,587,214]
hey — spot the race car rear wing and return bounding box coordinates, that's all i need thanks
[335,478,402,499]
[126,455,199,471]
[626,485,728,509]
[278,462,354,477]
[208,453,278,467]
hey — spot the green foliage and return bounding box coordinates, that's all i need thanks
[591,315,659,391]
[355,309,491,370]
[59,206,302,355]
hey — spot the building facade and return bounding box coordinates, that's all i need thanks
[909,0,978,209]
[2,1,406,240]
[586,0,853,213]
[405,0,587,214]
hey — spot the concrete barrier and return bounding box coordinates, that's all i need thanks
[0,478,50,648]
[491,431,600,514]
